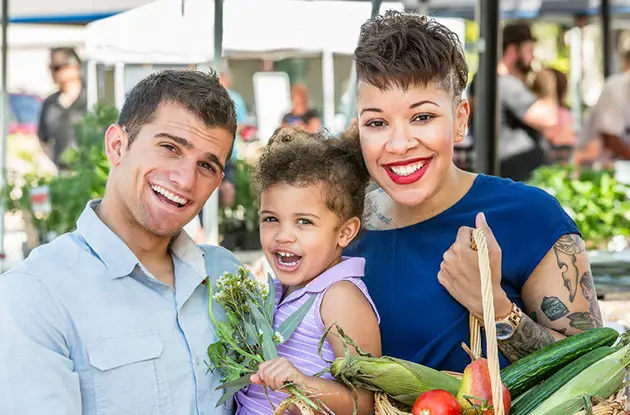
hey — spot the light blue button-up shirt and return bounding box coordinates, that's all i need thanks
[0,200,241,415]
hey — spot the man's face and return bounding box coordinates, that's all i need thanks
[515,41,536,74]
[105,102,234,237]
[50,52,80,85]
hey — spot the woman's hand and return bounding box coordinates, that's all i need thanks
[250,357,306,392]
[438,212,512,320]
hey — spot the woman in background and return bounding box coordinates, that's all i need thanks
[531,68,576,164]
[281,84,322,133]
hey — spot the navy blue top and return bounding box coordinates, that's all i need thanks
[345,174,580,372]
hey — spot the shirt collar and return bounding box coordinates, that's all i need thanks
[275,256,365,305]
[76,199,205,279]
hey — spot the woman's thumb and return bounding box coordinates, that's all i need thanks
[475,212,498,247]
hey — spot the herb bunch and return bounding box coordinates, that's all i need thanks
[207,267,331,413]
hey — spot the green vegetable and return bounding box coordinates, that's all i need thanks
[330,355,461,407]
[528,342,630,415]
[528,165,630,249]
[510,346,615,415]
[501,327,619,397]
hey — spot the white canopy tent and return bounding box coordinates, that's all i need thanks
[84,0,405,63]
[83,0,409,125]
[8,0,152,22]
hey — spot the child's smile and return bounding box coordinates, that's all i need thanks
[273,249,303,272]
[259,182,353,289]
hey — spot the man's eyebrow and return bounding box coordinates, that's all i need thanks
[154,132,225,172]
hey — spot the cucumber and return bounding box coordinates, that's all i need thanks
[500,327,618,397]
[509,346,616,415]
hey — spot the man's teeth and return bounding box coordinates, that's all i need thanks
[389,161,426,177]
[151,185,189,205]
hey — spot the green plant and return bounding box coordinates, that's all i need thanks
[4,103,117,237]
[528,165,630,249]
[220,158,259,234]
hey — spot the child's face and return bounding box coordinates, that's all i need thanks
[259,182,360,288]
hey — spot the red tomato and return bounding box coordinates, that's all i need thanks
[411,390,462,415]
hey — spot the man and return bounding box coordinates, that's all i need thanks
[578,71,630,164]
[576,52,630,166]
[469,22,558,182]
[38,47,88,171]
[0,70,241,414]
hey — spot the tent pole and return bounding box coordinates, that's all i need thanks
[202,0,224,247]
[0,0,9,268]
[474,0,501,176]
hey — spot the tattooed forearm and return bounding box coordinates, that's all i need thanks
[541,296,569,321]
[553,235,585,302]
[498,314,556,362]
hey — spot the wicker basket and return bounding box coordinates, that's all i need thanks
[276,229,628,415]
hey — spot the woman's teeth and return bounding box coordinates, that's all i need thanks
[389,161,426,177]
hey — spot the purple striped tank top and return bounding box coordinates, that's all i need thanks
[234,257,379,415]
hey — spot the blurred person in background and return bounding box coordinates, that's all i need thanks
[469,22,558,182]
[575,50,630,167]
[576,67,630,166]
[217,66,245,209]
[38,47,87,171]
[281,83,322,133]
[531,68,575,164]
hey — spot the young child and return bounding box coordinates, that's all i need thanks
[234,128,381,415]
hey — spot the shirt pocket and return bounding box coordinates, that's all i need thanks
[87,332,167,415]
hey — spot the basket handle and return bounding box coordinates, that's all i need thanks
[472,228,505,415]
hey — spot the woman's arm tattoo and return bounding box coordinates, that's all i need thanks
[498,313,556,362]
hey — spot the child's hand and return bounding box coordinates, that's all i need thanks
[250,357,306,391]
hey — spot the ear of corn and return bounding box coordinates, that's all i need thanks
[528,342,630,415]
[330,355,461,407]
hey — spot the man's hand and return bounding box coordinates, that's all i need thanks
[438,212,511,320]
[250,357,305,391]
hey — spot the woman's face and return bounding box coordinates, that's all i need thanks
[357,82,469,207]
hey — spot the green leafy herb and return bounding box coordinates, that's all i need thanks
[207,266,332,413]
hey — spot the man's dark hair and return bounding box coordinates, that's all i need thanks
[354,10,468,96]
[118,69,237,160]
[50,47,82,65]
[502,22,536,53]
[254,127,370,222]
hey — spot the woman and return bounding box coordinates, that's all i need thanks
[531,67,575,164]
[344,11,602,373]
[281,83,322,133]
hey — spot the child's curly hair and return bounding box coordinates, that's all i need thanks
[254,127,370,221]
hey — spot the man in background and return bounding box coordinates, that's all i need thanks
[469,22,559,182]
[576,56,630,166]
[37,47,87,171]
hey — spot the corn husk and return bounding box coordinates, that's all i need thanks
[529,343,630,415]
[330,355,461,407]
